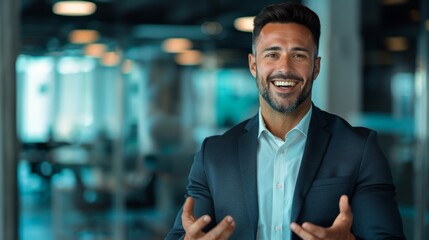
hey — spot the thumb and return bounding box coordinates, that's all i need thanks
[339,195,352,216]
[331,195,353,228]
[337,195,353,228]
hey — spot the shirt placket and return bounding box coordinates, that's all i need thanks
[272,142,286,239]
[283,134,297,240]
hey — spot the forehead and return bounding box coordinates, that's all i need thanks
[256,23,315,50]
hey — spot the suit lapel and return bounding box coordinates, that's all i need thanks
[291,107,331,223]
[238,115,259,236]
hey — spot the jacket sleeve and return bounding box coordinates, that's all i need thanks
[351,130,405,239]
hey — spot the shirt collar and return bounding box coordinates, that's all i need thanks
[258,105,313,139]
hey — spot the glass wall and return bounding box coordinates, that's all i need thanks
[17,53,128,239]
[358,0,428,239]
[16,52,259,239]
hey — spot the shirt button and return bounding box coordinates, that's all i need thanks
[276,183,283,189]
[275,226,281,231]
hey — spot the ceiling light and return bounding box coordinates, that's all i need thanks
[84,43,106,57]
[162,38,193,53]
[53,1,97,16]
[69,29,99,44]
[101,51,120,66]
[234,16,255,32]
[175,50,203,66]
[385,37,408,51]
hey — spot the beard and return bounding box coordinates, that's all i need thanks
[256,71,313,114]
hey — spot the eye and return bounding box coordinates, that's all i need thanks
[264,52,279,59]
[292,53,306,59]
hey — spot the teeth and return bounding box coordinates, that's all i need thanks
[273,81,297,87]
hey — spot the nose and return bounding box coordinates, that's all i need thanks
[277,55,293,73]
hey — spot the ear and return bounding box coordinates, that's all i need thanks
[248,53,257,78]
[313,56,321,80]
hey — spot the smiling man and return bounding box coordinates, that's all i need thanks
[249,22,319,139]
[165,2,405,240]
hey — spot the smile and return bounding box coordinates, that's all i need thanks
[272,80,298,88]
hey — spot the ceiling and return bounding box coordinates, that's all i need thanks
[20,0,424,66]
[20,0,291,56]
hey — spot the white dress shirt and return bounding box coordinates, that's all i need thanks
[256,106,312,240]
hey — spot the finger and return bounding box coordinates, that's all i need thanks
[182,197,196,227]
[205,216,235,240]
[301,221,328,239]
[290,222,318,240]
[186,214,212,237]
[181,197,214,238]
[217,216,236,240]
[183,197,194,217]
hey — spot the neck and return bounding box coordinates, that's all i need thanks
[260,100,311,140]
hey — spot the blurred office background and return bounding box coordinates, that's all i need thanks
[0,0,429,239]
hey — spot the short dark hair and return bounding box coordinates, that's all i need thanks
[252,2,321,55]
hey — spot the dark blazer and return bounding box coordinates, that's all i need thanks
[165,106,405,239]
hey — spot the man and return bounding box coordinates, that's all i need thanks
[166,2,405,240]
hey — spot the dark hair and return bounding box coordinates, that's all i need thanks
[252,2,321,55]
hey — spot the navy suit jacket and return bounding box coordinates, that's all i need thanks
[165,106,405,239]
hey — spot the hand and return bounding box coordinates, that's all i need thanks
[290,195,356,240]
[182,197,236,240]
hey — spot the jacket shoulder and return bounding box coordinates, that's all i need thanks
[315,108,374,139]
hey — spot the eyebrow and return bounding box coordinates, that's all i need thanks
[262,46,311,53]
[262,46,282,52]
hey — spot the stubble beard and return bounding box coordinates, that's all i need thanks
[256,71,313,114]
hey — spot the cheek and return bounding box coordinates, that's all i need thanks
[298,64,315,79]
[257,72,271,86]
[294,61,312,71]
[258,63,276,77]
